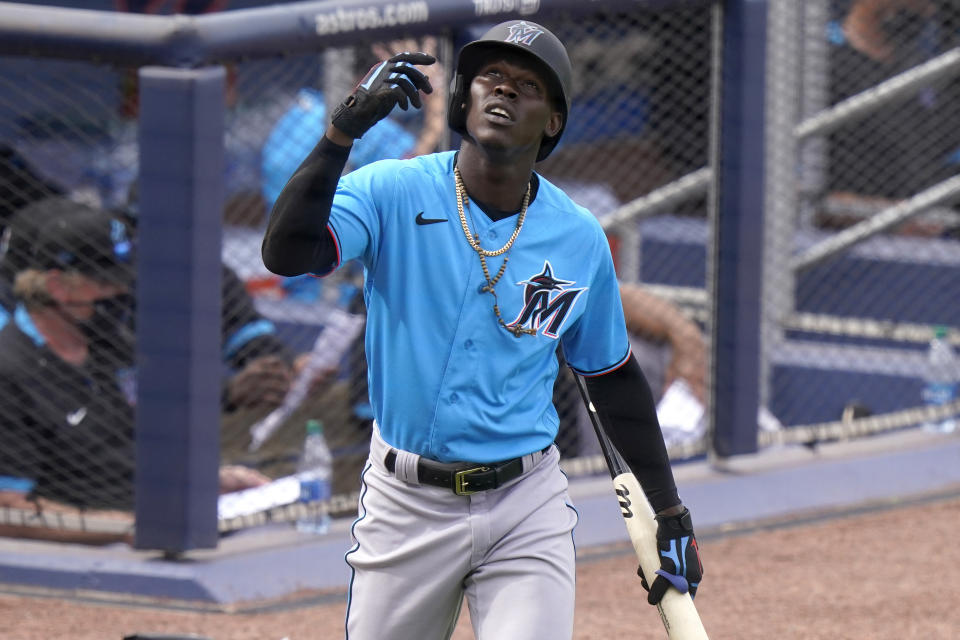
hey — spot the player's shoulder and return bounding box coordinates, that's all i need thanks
[346,150,454,186]
[398,150,456,179]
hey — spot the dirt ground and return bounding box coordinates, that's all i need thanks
[1,493,958,640]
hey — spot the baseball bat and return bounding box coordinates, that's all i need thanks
[566,362,708,640]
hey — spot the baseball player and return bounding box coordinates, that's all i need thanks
[262,20,702,639]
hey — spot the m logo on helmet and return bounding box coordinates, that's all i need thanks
[504,22,544,47]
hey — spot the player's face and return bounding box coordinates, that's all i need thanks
[465,53,563,157]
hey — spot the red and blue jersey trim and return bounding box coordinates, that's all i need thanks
[308,222,342,278]
[570,345,632,378]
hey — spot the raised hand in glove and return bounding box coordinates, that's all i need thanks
[637,506,703,604]
[331,51,435,140]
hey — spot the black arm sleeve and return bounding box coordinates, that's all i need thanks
[261,136,350,277]
[583,355,681,513]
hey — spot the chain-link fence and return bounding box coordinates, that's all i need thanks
[15,0,960,545]
[7,0,958,545]
[0,2,719,539]
[762,0,960,446]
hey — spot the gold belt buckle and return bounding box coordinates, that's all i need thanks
[454,466,490,496]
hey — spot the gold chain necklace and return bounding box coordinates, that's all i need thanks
[455,167,529,256]
[454,166,536,338]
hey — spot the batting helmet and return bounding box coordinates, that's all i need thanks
[448,20,573,162]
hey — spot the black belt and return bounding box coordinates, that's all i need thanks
[384,447,549,496]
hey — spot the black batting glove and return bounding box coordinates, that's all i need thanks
[637,506,703,604]
[330,52,435,139]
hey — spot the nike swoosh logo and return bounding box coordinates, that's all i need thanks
[66,407,87,426]
[415,212,448,225]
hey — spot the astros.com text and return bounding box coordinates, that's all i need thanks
[314,2,430,35]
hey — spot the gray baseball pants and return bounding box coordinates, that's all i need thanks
[344,426,579,640]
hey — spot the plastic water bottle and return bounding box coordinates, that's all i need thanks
[921,326,958,434]
[296,419,333,533]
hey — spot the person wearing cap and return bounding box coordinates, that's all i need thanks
[0,198,138,511]
[0,192,341,421]
[262,20,702,638]
[0,197,273,530]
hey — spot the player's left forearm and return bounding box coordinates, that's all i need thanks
[261,138,347,277]
[584,356,680,513]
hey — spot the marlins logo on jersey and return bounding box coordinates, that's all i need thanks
[507,261,584,338]
[504,21,544,46]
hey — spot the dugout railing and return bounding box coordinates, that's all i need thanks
[759,0,960,449]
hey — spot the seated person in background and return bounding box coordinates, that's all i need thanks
[0,200,271,542]
[219,263,299,411]
[2,195,303,414]
[842,0,941,65]
[0,197,369,520]
[119,179,306,412]
[119,188,368,498]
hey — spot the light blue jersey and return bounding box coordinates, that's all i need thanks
[325,150,629,463]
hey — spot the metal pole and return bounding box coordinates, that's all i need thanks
[708,0,768,459]
[323,47,356,125]
[0,0,717,66]
[797,0,831,228]
[795,47,960,140]
[792,173,960,272]
[598,167,711,285]
[135,66,225,553]
[598,168,712,230]
[760,0,801,411]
